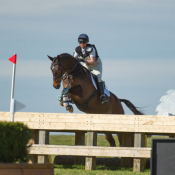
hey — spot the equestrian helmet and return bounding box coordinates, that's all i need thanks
[78,34,89,43]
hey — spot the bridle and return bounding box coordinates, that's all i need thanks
[51,62,64,83]
[51,58,81,84]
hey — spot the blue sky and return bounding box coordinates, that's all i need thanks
[0,0,175,116]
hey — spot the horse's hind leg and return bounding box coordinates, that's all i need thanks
[105,133,116,147]
[110,93,125,147]
[117,133,122,147]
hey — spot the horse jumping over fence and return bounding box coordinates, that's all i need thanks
[48,53,143,147]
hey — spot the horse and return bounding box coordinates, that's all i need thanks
[48,53,143,147]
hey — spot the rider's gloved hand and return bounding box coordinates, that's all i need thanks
[78,56,85,62]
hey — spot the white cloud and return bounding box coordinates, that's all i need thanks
[1,58,175,82]
[103,58,175,81]
[0,59,52,77]
[1,0,175,20]
[1,0,174,40]
[0,0,67,16]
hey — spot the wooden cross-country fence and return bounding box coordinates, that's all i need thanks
[0,112,175,172]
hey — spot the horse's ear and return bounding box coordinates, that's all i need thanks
[47,55,53,61]
[57,55,61,60]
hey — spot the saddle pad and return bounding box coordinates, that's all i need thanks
[90,74,110,97]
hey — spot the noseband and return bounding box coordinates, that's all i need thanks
[51,62,64,83]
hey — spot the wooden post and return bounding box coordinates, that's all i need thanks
[133,133,145,172]
[85,131,97,170]
[121,133,133,167]
[169,134,175,138]
[30,130,39,163]
[38,130,49,163]
[74,131,85,165]
[144,135,147,169]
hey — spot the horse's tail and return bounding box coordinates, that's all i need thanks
[119,99,144,115]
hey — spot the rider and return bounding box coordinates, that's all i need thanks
[74,34,108,104]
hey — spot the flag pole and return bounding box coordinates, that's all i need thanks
[9,53,17,122]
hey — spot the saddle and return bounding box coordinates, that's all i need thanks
[90,72,110,97]
[91,73,99,88]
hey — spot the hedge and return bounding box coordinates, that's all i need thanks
[0,122,32,163]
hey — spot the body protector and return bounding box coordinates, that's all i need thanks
[75,44,99,61]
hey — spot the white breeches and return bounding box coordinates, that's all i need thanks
[82,57,102,82]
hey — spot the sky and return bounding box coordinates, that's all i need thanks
[0,0,175,118]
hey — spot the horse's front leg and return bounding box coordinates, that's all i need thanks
[57,91,64,106]
[58,88,74,113]
[59,94,74,112]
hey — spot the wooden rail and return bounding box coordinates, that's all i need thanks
[1,112,175,133]
[30,145,151,158]
[0,112,174,172]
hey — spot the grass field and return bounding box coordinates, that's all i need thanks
[54,165,151,175]
[50,134,168,175]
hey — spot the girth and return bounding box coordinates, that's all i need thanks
[74,89,98,112]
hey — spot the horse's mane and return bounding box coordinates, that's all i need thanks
[59,53,90,74]
[59,53,79,62]
[60,53,72,57]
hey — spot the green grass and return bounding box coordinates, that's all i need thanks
[50,134,120,147]
[50,134,168,175]
[50,134,168,148]
[54,165,150,175]
[50,135,76,146]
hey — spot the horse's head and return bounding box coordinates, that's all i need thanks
[48,55,62,89]
[48,53,80,89]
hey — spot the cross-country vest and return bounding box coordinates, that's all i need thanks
[75,44,99,61]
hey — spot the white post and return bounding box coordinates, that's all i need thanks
[10,54,16,122]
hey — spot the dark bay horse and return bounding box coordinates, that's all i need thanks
[48,53,143,147]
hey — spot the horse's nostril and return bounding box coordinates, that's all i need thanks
[53,84,60,89]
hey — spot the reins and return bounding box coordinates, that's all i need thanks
[51,56,84,85]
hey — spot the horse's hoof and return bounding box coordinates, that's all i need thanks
[60,102,63,106]
[68,107,73,113]
[66,105,73,113]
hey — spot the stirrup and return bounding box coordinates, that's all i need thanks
[100,95,108,104]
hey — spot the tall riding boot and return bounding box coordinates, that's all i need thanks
[98,81,108,104]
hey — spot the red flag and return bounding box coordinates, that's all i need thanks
[8,54,17,64]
